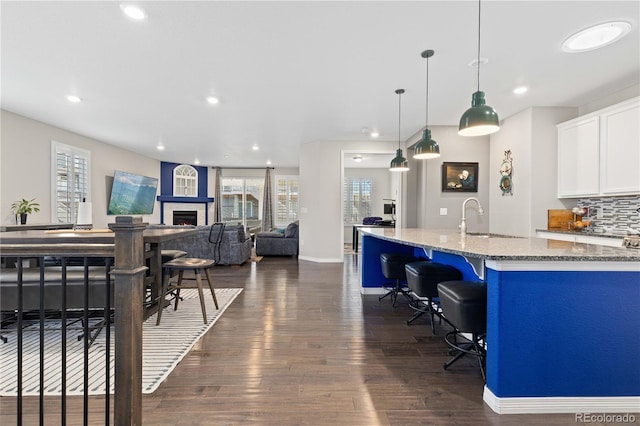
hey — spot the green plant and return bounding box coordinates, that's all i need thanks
[10,198,41,215]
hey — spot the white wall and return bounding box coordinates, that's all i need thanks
[1,110,161,228]
[410,126,491,233]
[489,107,577,236]
[299,140,397,262]
[579,84,640,115]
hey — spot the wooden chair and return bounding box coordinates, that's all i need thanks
[155,223,225,325]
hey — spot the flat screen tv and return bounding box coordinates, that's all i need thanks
[107,170,158,215]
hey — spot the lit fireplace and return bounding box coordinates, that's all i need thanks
[173,210,197,226]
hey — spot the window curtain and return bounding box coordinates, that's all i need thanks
[214,167,222,223]
[261,168,273,231]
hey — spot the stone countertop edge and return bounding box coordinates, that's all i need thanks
[360,228,640,262]
[536,229,628,239]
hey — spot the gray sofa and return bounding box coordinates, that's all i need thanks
[149,224,253,265]
[255,221,299,256]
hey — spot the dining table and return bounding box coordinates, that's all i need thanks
[0,226,197,312]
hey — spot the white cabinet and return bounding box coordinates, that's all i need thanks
[557,97,640,198]
[600,98,640,195]
[557,117,600,197]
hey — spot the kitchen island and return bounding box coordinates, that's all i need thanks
[360,228,640,414]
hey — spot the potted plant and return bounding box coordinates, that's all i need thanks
[10,198,40,225]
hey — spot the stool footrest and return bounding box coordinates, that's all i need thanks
[443,331,486,380]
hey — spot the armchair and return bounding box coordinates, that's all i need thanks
[255,221,299,256]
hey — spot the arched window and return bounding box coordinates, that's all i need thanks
[173,165,198,197]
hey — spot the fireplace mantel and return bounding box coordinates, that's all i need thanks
[157,196,214,225]
[157,195,214,203]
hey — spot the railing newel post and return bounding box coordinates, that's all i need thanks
[108,216,147,426]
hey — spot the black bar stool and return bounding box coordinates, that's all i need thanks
[437,280,487,379]
[405,261,462,333]
[379,253,419,306]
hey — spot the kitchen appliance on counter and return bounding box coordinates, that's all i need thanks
[622,235,640,248]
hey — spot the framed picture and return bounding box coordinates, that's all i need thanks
[441,162,479,192]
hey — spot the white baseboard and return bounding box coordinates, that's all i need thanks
[360,287,386,295]
[484,386,640,414]
[297,255,344,263]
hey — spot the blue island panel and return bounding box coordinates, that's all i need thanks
[361,235,425,288]
[485,268,640,398]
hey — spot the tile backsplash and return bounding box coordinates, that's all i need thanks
[577,195,640,233]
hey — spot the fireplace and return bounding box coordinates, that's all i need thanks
[173,210,198,226]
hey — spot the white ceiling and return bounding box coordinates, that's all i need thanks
[2,1,639,168]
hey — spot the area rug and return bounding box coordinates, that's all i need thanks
[0,287,242,396]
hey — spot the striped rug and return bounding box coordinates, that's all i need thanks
[0,287,242,396]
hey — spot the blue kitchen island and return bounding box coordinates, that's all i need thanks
[360,228,640,414]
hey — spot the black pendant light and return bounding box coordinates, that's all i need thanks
[390,89,409,172]
[414,49,440,160]
[459,0,500,137]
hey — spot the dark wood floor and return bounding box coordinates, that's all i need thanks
[2,254,631,425]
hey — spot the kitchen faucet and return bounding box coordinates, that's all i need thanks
[460,197,484,236]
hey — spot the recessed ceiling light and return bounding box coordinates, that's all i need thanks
[370,130,380,138]
[120,4,147,20]
[266,160,272,165]
[206,96,219,105]
[252,145,259,151]
[513,86,528,95]
[156,144,165,151]
[66,95,82,103]
[562,21,631,53]
[353,155,363,162]
[194,158,200,165]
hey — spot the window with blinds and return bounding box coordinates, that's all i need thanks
[173,164,198,197]
[51,141,91,224]
[343,177,372,225]
[275,175,298,226]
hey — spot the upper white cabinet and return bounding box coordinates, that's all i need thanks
[600,98,640,195]
[557,97,640,198]
[557,116,600,197]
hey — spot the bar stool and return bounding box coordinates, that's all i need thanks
[405,261,462,333]
[437,280,487,379]
[156,258,219,325]
[379,253,419,306]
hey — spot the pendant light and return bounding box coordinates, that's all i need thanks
[414,49,440,159]
[390,89,409,172]
[459,0,500,137]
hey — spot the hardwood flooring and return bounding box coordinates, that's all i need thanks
[1,254,634,425]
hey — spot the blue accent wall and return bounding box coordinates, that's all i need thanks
[159,161,209,197]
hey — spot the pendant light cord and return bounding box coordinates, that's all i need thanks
[477,0,482,92]
[398,91,401,149]
[425,56,429,127]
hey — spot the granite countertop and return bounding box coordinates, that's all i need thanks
[536,229,628,239]
[361,228,640,262]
